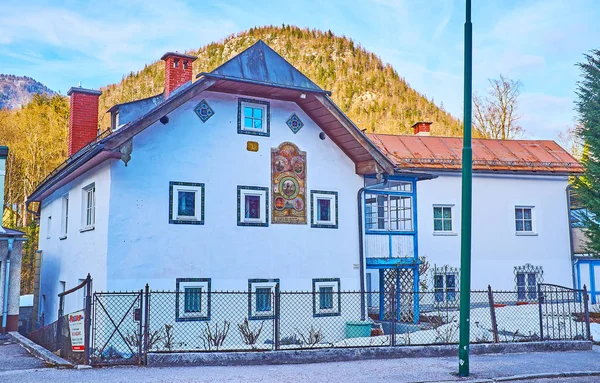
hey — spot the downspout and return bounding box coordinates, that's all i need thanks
[357,175,388,321]
[566,184,577,290]
[2,237,14,331]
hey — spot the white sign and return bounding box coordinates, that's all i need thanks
[67,310,85,352]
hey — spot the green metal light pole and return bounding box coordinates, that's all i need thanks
[459,0,473,377]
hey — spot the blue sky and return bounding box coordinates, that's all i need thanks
[1,0,598,140]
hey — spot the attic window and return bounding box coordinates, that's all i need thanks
[173,58,180,68]
[237,98,270,137]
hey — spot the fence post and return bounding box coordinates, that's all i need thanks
[583,285,591,341]
[83,274,92,365]
[143,284,150,366]
[274,287,280,351]
[537,283,544,341]
[56,294,64,353]
[487,285,499,343]
[390,288,396,346]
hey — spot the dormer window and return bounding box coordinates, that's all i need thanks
[173,58,180,68]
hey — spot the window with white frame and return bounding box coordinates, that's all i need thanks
[238,98,270,136]
[433,205,453,233]
[46,215,52,239]
[515,206,534,234]
[60,194,69,238]
[433,266,459,303]
[365,178,413,192]
[169,182,205,225]
[248,279,279,320]
[176,278,211,321]
[312,278,341,317]
[82,183,95,230]
[311,190,338,228]
[238,186,268,226]
[514,264,543,301]
[365,193,413,231]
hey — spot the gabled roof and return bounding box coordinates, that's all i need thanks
[368,134,583,174]
[28,41,394,203]
[201,40,329,95]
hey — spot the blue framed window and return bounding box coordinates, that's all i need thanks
[434,275,444,303]
[311,190,338,229]
[312,278,341,317]
[184,287,202,313]
[176,278,211,321]
[248,279,279,320]
[433,266,459,303]
[169,182,204,225]
[237,98,270,136]
[255,288,272,312]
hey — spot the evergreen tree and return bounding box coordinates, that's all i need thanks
[575,49,600,256]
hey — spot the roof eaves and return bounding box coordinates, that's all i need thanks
[200,73,332,96]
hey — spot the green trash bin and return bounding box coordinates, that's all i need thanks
[345,321,372,338]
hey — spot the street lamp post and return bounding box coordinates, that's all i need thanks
[459,0,473,377]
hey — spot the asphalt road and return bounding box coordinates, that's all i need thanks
[1,339,599,383]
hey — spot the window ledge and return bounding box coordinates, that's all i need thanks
[516,232,538,236]
[80,226,95,233]
[433,231,458,236]
[59,235,67,241]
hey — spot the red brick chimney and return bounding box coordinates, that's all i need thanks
[412,121,432,136]
[67,87,102,156]
[161,52,197,98]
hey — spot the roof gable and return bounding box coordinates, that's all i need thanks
[205,40,326,93]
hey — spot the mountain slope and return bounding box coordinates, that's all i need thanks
[0,74,56,110]
[99,25,462,136]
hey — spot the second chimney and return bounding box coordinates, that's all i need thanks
[161,52,197,98]
[67,87,102,157]
[412,121,432,136]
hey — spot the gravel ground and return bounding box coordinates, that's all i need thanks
[0,343,599,383]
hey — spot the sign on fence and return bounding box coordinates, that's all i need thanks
[68,310,85,352]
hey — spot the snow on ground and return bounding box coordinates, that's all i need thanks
[591,323,600,343]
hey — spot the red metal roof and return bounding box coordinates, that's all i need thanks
[366,134,583,174]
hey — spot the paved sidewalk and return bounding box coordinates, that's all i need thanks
[0,336,46,373]
[0,343,598,382]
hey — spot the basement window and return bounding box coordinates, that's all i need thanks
[176,278,211,321]
[248,279,279,320]
[312,278,341,317]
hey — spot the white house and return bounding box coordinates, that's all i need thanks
[366,124,583,315]
[28,41,582,331]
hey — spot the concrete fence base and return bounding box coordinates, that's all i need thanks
[148,340,592,367]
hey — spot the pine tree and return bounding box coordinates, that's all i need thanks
[575,49,600,256]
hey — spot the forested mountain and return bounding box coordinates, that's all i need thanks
[99,25,462,135]
[0,75,55,110]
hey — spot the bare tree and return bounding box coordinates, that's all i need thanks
[556,124,583,160]
[473,75,524,139]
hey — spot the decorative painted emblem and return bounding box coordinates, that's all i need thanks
[286,113,304,134]
[194,99,214,123]
[271,142,306,224]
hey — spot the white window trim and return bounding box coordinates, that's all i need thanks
[81,183,95,231]
[433,204,457,235]
[515,205,537,236]
[314,280,340,316]
[249,281,277,318]
[312,192,337,226]
[240,101,267,134]
[172,184,203,221]
[240,188,267,224]
[177,280,210,320]
[60,194,69,239]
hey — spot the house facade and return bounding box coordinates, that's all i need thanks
[28,41,583,329]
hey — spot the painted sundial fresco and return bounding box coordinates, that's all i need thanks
[272,142,307,224]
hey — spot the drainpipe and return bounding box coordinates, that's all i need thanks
[357,175,388,321]
[2,237,14,331]
[566,184,577,290]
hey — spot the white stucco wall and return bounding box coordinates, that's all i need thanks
[38,163,111,323]
[415,172,572,291]
[106,91,364,293]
